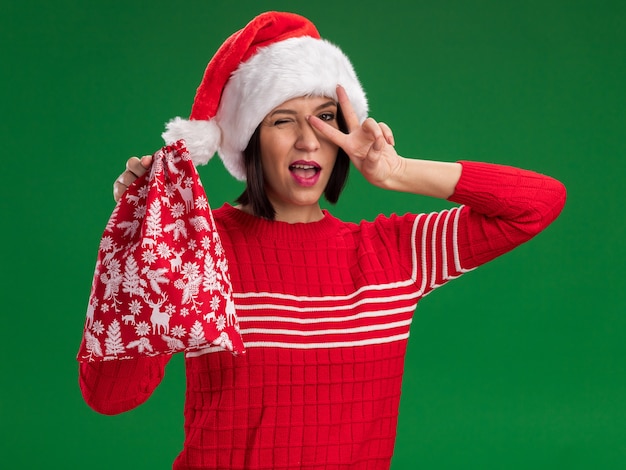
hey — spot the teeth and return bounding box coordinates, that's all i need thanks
[290,164,317,170]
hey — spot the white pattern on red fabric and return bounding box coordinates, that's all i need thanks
[77,140,245,362]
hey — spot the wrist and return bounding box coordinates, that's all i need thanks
[385,158,462,199]
[377,156,408,192]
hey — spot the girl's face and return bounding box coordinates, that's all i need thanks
[259,95,340,223]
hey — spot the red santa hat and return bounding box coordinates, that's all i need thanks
[162,11,368,181]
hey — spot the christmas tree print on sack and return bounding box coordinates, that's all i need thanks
[77,140,245,362]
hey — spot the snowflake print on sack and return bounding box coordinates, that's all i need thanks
[77,140,245,362]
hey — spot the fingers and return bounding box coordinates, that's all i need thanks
[127,155,152,175]
[336,85,360,130]
[362,117,384,144]
[307,114,347,147]
[372,134,385,152]
[379,122,395,146]
[113,176,128,202]
[113,155,152,202]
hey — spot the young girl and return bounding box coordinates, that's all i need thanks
[80,11,566,470]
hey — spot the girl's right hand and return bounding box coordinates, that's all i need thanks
[113,155,153,202]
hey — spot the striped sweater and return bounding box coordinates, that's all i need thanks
[79,161,566,469]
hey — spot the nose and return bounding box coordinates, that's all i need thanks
[294,120,320,152]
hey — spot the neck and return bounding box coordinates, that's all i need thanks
[274,205,324,223]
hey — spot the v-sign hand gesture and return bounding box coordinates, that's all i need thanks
[308,85,403,189]
[310,85,463,199]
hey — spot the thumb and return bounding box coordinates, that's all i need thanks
[372,134,385,152]
[140,154,153,169]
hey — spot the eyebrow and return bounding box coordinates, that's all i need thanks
[269,100,337,117]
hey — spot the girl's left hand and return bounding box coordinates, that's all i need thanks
[308,85,404,189]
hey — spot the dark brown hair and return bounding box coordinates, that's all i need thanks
[235,106,350,220]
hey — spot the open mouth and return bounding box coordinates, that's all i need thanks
[289,162,321,179]
[288,161,322,186]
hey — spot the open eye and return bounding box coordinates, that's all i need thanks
[318,112,336,122]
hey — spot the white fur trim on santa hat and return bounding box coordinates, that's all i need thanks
[164,35,368,181]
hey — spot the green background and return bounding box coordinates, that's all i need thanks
[1,0,624,468]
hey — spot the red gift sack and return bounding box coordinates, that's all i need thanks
[77,141,244,362]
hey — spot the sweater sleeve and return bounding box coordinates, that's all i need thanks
[79,354,171,415]
[447,160,566,270]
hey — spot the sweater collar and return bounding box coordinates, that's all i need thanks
[216,203,343,240]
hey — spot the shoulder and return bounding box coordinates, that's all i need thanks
[359,212,419,231]
[334,212,423,244]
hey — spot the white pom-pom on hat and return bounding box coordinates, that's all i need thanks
[162,118,221,166]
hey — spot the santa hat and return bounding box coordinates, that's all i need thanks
[162,11,368,181]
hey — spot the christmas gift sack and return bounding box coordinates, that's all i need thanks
[77,140,245,362]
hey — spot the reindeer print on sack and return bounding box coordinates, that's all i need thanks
[77,141,245,363]
[145,293,171,335]
[173,171,194,212]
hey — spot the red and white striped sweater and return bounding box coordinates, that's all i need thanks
[79,161,566,469]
